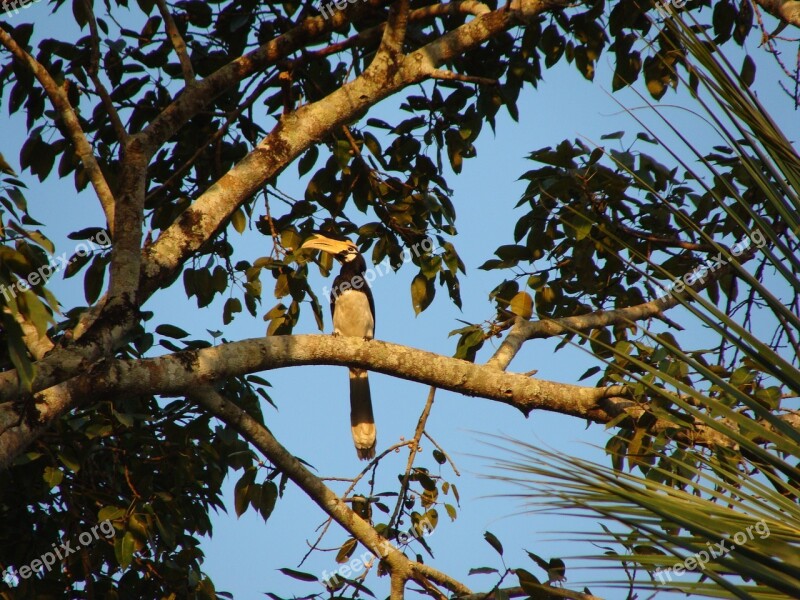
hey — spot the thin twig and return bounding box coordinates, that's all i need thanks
[299,440,413,566]
[389,386,436,531]
[429,69,498,85]
[422,431,460,476]
[84,0,127,145]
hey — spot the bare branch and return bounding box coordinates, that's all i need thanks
[0,27,116,232]
[190,386,472,597]
[391,572,406,600]
[83,0,127,145]
[389,386,437,530]
[155,0,196,84]
[3,327,796,470]
[429,69,498,85]
[487,244,759,370]
[108,136,149,299]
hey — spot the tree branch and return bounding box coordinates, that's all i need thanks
[487,243,759,370]
[460,585,604,600]
[83,0,127,145]
[155,0,196,85]
[189,386,471,596]
[0,334,624,469]
[3,328,796,470]
[753,0,800,28]
[389,386,437,530]
[377,0,411,57]
[139,6,375,153]
[0,27,116,232]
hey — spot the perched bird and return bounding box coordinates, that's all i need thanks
[301,233,376,460]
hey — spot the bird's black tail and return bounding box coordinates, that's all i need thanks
[349,368,376,460]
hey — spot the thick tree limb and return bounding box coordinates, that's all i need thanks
[108,136,149,299]
[0,295,139,402]
[0,334,629,469]
[3,331,798,471]
[754,0,800,27]
[459,585,603,600]
[378,0,411,56]
[0,27,116,231]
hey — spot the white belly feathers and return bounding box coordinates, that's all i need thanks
[333,290,374,338]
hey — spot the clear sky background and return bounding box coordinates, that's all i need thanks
[2,2,798,598]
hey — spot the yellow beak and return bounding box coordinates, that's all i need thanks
[300,234,353,255]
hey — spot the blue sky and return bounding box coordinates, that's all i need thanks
[2,2,798,597]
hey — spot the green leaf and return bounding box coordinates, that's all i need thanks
[83,254,106,304]
[740,54,756,87]
[223,297,242,325]
[411,273,434,315]
[297,146,319,177]
[57,449,81,472]
[117,531,136,570]
[231,208,247,234]
[483,531,503,556]
[278,568,318,582]
[445,503,457,521]
[0,152,17,176]
[516,568,547,599]
[258,481,278,521]
[156,324,190,339]
[336,538,357,564]
[43,466,63,488]
[234,469,255,517]
[468,567,499,575]
[3,316,35,391]
[509,291,533,319]
[98,506,126,522]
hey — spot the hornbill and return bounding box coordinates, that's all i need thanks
[301,233,376,460]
